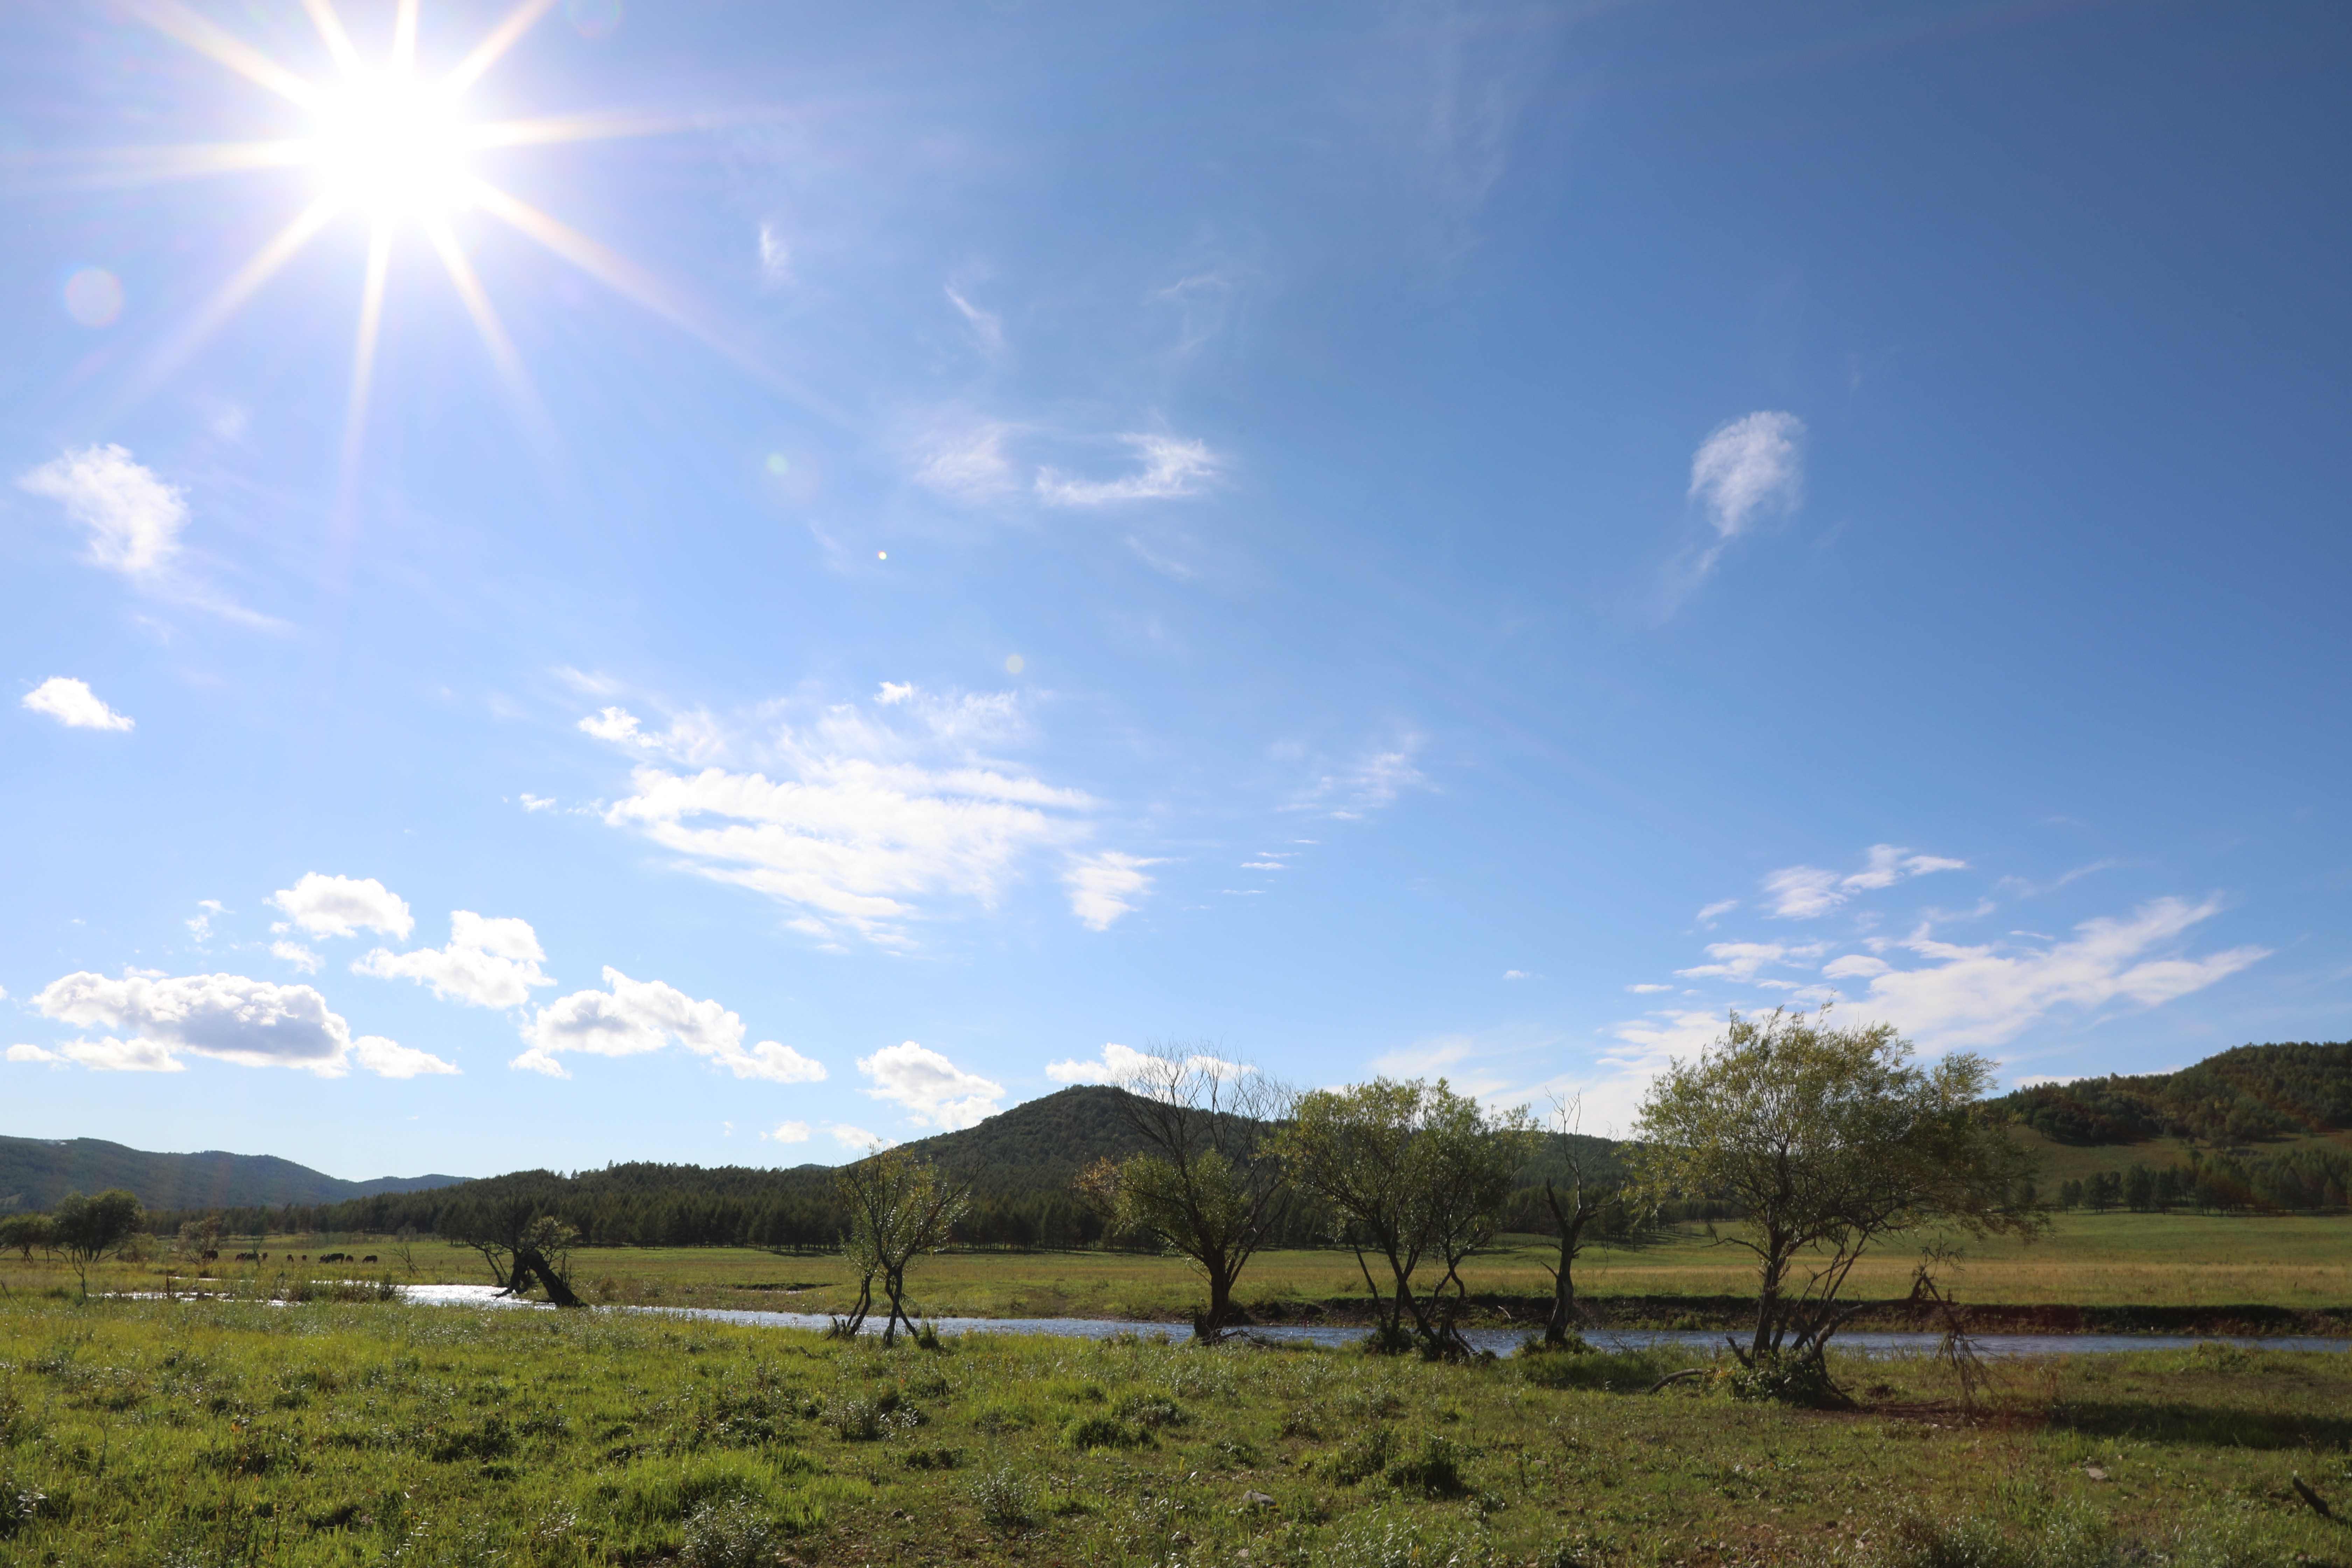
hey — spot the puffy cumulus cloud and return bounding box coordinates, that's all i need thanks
[828,1122,888,1152]
[1036,434,1218,506]
[1689,412,1805,545]
[585,686,1149,943]
[269,873,414,941]
[26,970,451,1077]
[272,940,322,974]
[857,1042,1002,1129]
[760,1120,811,1144]
[1065,852,1163,931]
[1830,897,2268,1050]
[513,968,825,1083]
[18,444,188,578]
[22,677,134,732]
[355,911,556,1010]
[1763,845,1967,919]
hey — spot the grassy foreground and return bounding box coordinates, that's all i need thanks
[3,1295,2350,1567]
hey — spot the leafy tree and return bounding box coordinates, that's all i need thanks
[1631,1010,2044,1393]
[1276,1078,1537,1355]
[833,1146,970,1346]
[439,1189,583,1306]
[1073,1045,1291,1344]
[1533,1096,1644,1349]
[52,1189,146,1299]
[0,1213,59,1264]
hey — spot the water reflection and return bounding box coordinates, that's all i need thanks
[393,1284,2351,1359]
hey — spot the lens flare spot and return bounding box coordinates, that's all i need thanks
[566,0,623,39]
[766,453,790,475]
[876,550,888,561]
[1004,654,1025,675]
[63,267,125,327]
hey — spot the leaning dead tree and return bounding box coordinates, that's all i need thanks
[1535,1095,1645,1348]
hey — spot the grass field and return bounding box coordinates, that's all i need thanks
[5,1211,2349,1326]
[2,1293,2350,1566]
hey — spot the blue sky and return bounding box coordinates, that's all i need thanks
[4,0,2347,1182]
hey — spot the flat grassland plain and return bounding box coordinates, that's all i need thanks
[47,1213,2333,1321]
[3,1295,2350,1567]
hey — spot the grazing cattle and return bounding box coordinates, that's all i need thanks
[362,1255,378,1264]
[200,1250,218,1263]
[234,1252,258,1262]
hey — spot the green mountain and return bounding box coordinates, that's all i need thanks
[1994,1041,2352,1146]
[0,1134,469,1214]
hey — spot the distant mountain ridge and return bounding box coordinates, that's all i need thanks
[1993,1041,2352,1146]
[0,1134,469,1213]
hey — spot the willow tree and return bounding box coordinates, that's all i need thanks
[1632,1009,2043,1386]
[834,1146,969,1346]
[1275,1078,1536,1354]
[1074,1045,1289,1344]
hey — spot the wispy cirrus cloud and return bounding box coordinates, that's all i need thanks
[581,684,1153,943]
[1763,845,1966,919]
[1688,411,1805,572]
[1036,434,1218,506]
[16,444,275,626]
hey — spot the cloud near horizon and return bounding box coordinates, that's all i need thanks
[356,911,557,1010]
[514,967,826,1083]
[18,970,454,1077]
[858,1041,1003,1129]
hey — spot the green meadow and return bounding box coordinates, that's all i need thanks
[20,1210,2337,1323]
[4,1293,2351,1567]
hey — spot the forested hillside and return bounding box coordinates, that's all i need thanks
[0,1134,466,1214]
[145,1084,1642,1247]
[1995,1041,2352,1145]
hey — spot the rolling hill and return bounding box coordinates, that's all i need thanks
[0,1135,469,1214]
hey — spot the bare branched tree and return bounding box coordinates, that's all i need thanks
[1074,1044,1291,1344]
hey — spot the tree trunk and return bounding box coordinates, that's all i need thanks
[1541,1181,1591,1348]
[517,1247,583,1308]
[1196,1263,1235,1344]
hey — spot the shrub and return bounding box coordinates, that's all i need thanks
[680,1496,786,1568]
[1723,1350,1839,1407]
[1061,1414,1149,1451]
[1114,1392,1188,1430]
[1519,1348,1682,1394]
[826,1396,883,1441]
[1384,1434,1469,1497]
[970,1465,1036,1529]
[1328,1426,1396,1485]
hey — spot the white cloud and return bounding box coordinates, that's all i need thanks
[356,911,557,1010]
[1763,845,1967,919]
[186,901,225,944]
[761,1120,811,1143]
[1821,954,1891,980]
[945,285,1005,356]
[15,444,270,624]
[271,940,322,974]
[28,970,450,1077]
[589,686,1133,943]
[1695,898,1738,924]
[8,1043,67,1065]
[1625,982,1674,993]
[1044,1041,1158,1085]
[828,1122,888,1152]
[353,1036,462,1078]
[1831,897,2268,1050]
[858,1041,1002,1129]
[269,873,414,941]
[22,677,134,732]
[1065,852,1162,931]
[1290,739,1429,819]
[18,444,188,578]
[1503,969,1531,980]
[758,222,791,284]
[520,794,555,812]
[912,424,1018,504]
[1036,435,1217,506]
[877,682,914,706]
[1689,411,1805,544]
[1675,941,1825,983]
[514,967,825,1083]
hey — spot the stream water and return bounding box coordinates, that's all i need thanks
[394,1284,2352,1359]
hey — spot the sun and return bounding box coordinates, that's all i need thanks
[307,70,475,222]
[91,0,772,518]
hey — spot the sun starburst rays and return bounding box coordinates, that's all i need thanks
[99,0,753,525]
